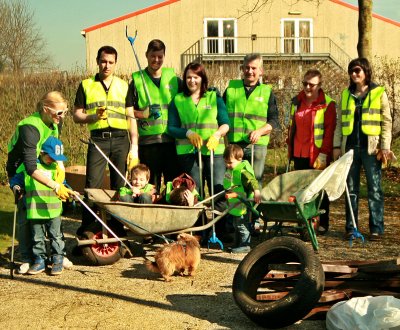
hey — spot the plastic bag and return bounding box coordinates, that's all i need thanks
[326,296,400,330]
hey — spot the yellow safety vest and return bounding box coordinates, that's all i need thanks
[82,76,128,131]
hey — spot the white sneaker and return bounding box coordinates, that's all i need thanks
[63,257,73,269]
[18,262,30,274]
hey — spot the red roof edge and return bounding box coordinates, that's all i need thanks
[329,0,400,27]
[81,0,181,35]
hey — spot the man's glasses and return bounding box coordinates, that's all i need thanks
[45,106,68,116]
[302,81,319,88]
[348,67,363,75]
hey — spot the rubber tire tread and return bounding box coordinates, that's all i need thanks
[232,236,324,329]
[81,231,123,266]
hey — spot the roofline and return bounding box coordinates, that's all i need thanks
[329,0,400,27]
[80,0,399,37]
[81,0,181,36]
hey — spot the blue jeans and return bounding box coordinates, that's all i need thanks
[31,217,65,262]
[178,153,225,198]
[345,146,384,234]
[17,197,33,263]
[238,143,267,188]
[232,213,251,247]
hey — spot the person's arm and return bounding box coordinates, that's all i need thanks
[167,98,187,139]
[20,125,42,176]
[241,170,261,203]
[333,95,343,160]
[215,96,230,137]
[380,91,392,151]
[72,82,99,124]
[319,101,337,156]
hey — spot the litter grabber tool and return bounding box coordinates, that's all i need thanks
[208,150,223,250]
[345,183,364,246]
[10,186,21,279]
[81,139,133,190]
[125,27,161,120]
[225,192,260,219]
[250,144,254,168]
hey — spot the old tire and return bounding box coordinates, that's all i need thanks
[232,236,324,329]
[81,231,123,266]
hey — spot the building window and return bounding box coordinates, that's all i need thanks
[204,18,237,54]
[280,19,313,53]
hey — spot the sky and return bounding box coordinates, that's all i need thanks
[27,0,400,71]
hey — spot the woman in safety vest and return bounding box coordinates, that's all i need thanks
[167,62,229,199]
[287,69,336,235]
[333,58,393,241]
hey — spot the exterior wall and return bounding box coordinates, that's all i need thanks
[82,0,400,75]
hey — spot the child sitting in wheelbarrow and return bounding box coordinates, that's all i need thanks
[117,164,157,204]
[223,144,261,253]
[162,173,200,206]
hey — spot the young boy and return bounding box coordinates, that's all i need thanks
[118,164,156,204]
[223,144,261,253]
[14,136,72,275]
[163,173,199,206]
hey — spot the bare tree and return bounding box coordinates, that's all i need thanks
[357,0,372,60]
[0,0,52,73]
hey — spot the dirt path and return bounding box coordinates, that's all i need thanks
[0,197,399,330]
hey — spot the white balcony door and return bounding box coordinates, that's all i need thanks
[281,19,313,53]
[204,18,237,54]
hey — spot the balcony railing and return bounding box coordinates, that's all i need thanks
[181,36,351,71]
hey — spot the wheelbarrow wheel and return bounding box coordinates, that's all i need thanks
[232,236,324,329]
[81,231,123,266]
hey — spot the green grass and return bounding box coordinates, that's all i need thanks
[0,185,15,254]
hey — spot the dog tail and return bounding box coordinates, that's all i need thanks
[145,260,160,273]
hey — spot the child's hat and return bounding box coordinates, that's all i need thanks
[41,136,67,161]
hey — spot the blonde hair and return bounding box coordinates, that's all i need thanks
[37,91,67,113]
[131,164,150,181]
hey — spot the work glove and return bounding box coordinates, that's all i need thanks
[313,153,327,170]
[53,183,74,201]
[186,130,203,149]
[12,185,24,202]
[127,146,139,172]
[206,134,220,151]
[54,164,65,184]
[96,107,107,120]
[149,104,161,120]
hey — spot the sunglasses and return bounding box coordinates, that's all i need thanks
[302,81,319,88]
[45,106,68,116]
[349,67,363,74]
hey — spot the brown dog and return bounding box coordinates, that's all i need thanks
[145,233,201,281]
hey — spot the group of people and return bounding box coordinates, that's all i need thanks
[6,38,394,273]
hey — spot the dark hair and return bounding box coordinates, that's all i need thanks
[146,39,166,55]
[303,69,322,83]
[182,62,208,98]
[348,58,372,88]
[169,186,190,206]
[131,164,150,181]
[96,45,118,62]
[223,144,244,161]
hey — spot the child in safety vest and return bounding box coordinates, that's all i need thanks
[223,144,261,254]
[13,136,71,275]
[163,173,200,206]
[118,164,156,204]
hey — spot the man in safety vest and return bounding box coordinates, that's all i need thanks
[126,39,182,191]
[223,53,279,188]
[73,45,138,236]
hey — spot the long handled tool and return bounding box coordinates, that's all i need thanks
[81,139,133,190]
[208,150,223,250]
[250,144,254,168]
[10,194,18,279]
[345,183,364,246]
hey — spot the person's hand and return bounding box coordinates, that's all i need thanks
[313,153,327,170]
[149,104,161,119]
[96,107,107,120]
[132,187,141,196]
[377,149,397,167]
[249,129,262,144]
[54,164,65,184]
[253,189,261,204]
[183,189,195,207]
[206,134,220,151]
[333,148,342,161]
[186,130,203,149]
[12,185,23,202]
[127,146,139,171]
[54,183,74,201]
